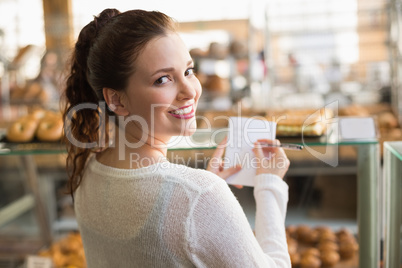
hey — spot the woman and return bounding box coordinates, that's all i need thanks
[62,8,291,267]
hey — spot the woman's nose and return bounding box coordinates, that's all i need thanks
[177,78,198,100]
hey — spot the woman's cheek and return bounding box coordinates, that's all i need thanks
[194,79,202,99]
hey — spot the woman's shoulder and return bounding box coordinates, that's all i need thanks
[161,162,225,189]
[85,156,225,190]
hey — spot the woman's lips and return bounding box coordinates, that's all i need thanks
[168,104,195,119]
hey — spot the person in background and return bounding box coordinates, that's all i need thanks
[62,8,291,267]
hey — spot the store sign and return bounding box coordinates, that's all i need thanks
[339,117,377,140]
[26,255,52,268]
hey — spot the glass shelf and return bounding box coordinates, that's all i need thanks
[384,141,402,161]
[0,126,378,155]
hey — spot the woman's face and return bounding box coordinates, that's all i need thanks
[121,32,202,143]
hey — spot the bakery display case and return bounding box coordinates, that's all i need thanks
[0,115,381,267]
[383,141,402,268]
[0,141,65,266]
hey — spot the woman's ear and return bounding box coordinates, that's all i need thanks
[103,88,129,116]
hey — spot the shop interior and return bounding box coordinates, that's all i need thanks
[0,0,401,267]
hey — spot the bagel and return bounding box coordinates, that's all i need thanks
[36,113,63,142]
[6,116,38,142]
[31,109,46,121]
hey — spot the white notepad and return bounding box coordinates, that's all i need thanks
[224,117,276,187]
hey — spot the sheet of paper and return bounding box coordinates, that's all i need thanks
[224,116,276,187]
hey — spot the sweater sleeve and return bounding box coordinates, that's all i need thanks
[187,174,290,268]
[254,174,290,267]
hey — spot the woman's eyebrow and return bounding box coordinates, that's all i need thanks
[152,67,174,76]
[151,60,194,76]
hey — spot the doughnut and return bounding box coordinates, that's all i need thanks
[339,240,358,259]
[319,230,338,243]
[296,225,312,238]
[336,228,354,241]
[301,247,320,258]
[304,229,320,244]
[314,225,332,235]
[318,241,339,252]
[300,254,321,268]
[286,225,297,238]
[36,113,63,142]
[6,116,38,142]
[289,252,301,267]
[287,237,298,254]
[320,250,340,267]
[297,225,319,243]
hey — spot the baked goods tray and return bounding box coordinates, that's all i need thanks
[0,133,65,154]
[276,132,333,145]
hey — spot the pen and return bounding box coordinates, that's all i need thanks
[259,142,303,151]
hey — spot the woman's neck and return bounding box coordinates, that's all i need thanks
[96,123,169,169]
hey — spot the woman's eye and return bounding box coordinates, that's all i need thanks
[154,76,170,85]
[185,68,195,76]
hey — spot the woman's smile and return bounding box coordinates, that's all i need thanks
[168,104,195,119]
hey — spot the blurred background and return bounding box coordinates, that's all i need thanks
[0,0,400,115]
[0,0,401,267]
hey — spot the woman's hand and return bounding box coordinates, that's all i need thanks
[252,139,290,179]
[207,137,243,188]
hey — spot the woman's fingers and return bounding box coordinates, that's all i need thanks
[220,164,241,179]
[253,141,277,159]
[207,137,244,187]
[220,165,243,189]
[252,139,290,177]
[212,136,227,158]
[207,137,227,171]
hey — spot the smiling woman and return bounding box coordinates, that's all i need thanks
[112,32,201,142]
[62,8,291,268]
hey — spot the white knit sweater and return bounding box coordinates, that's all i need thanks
[75,156,290,268]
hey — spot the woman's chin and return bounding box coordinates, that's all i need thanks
[182,125,197,136]
[182,129,196,136]
[166,119,197,137]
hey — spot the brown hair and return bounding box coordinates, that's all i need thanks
[62,8,176,197]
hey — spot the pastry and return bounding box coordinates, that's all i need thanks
[6,115,39,142]
[36,112,63,142]
[320,250,340,267]
[339,240,358,259]
[300,254,321,268]
[290,252,301,267]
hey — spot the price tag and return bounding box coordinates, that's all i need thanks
[26,255,52,268]
[339,117,377,140]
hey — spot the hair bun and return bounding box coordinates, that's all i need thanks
[94,8,121,33]
[74,8,121,70]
